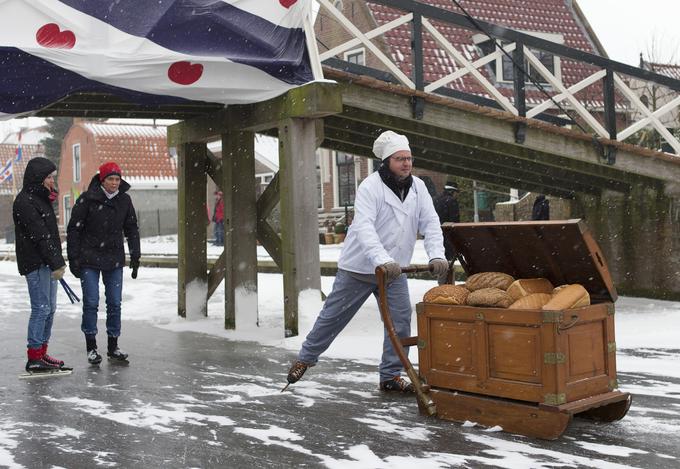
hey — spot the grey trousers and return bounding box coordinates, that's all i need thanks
[297,269,412,382]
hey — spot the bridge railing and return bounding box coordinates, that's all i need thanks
[314,0,680,156]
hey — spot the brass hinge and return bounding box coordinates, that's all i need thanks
[544,352,566,364]
[542,311,564,323]
[607,341,617,353]
[475,312,485,320]
[609,378,618,390]
[418,339,427,350]
[606,304,615,316]
[544,393,567,405]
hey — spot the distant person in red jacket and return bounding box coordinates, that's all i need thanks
[212,191,225,246]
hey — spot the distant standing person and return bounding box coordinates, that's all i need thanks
[212,191,225,246]
[433,181,460,262]
[531,194,550,221]
[13,157,68,372]
[67,162,140,365]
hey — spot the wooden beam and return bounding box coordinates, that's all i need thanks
[278,118,322,337]
[206,147,223,191]
[167,82,342,145]
[207,251,226,299]
[177,143,208,318]
[222,130,258,329]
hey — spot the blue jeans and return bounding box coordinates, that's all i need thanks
[298,269,412,382]
[80,267,123,337]
[25,265,58,349]
[214,221,224,246]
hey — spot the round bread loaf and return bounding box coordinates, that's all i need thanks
[423,284,470,305]
[507,278,554,301]
[509,293,553,310]
[465,272,515,292]
[543,284,590,310]
[466,287,513,308]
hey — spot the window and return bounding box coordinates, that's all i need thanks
[473,32,563,86]
[72,144,81,182]
[63,194,71,226]
[500,47,558,84]
[335,152,356,207]
[344,48,365,66]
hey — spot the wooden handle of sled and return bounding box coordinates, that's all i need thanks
[376,265,437,416]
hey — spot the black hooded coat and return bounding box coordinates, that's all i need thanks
[67,174,140,271]
[12,157,65,275]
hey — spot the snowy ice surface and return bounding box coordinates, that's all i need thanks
[2,236,680,468]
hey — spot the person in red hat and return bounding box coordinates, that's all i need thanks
[66,161,140,365]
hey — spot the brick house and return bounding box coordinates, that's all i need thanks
[0,125,46,240]
[58,121,177,237]
[314,0,612,221]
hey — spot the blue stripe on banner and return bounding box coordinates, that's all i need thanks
[57,0,313,85]
[0,47,196,114]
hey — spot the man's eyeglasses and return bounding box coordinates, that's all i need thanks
[392,156,414,163]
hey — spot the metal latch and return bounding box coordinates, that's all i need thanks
[544,352,566,364]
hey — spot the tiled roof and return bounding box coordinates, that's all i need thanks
[366,0,604,106]
[0,144,46,194]
[80,123,175,180]
[646,62,680,81]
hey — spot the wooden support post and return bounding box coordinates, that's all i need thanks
[222,130,258,329]
[278,118,322,337]
[178,142,208,318]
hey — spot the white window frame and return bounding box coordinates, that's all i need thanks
[72,143,81,183]
[332,151,359,209]
[473,31,563,85]
[344,47,366,66]
[63,194,71,227]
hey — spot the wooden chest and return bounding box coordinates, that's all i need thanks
[417,220,621,408]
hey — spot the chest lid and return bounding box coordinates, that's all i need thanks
[443,219,617,302]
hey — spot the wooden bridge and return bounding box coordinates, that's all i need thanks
[26,0,680,333]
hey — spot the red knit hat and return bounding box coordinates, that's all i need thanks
[98,162,122,181]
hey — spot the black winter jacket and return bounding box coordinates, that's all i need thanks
[433,192,460,223]
[13,157,65,275]
[67,174,140,271]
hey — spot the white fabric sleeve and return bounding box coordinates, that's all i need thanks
[418,185,446,261]
[352,182,394,268]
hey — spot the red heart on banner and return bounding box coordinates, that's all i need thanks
[36,23,76,49]
[279,0,297,8]
[168,61,204,85]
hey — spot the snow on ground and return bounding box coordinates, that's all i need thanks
[2,236,680,468]
[1,235,678,376]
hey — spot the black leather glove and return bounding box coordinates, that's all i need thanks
[130,259,140,279]
[379,261,402,283]
[69,262,81,279]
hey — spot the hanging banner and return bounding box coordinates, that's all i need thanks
[0,0,316,119]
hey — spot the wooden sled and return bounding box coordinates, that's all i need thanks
[376,260,631,440]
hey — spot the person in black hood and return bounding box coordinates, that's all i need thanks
[13,157,68,372]
[531,194,550,221]
[67,161,140,365]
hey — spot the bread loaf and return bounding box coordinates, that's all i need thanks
[465,272,515,292]
[423,284,470,305]
[507,278,554,301]
[509,293,552,309]
[543,284,590,310]
[466,287,513,308]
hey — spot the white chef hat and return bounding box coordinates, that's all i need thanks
[372,130,411,161]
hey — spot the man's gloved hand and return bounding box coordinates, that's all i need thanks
[69,262,81,279]
[51,265,66,280]
[429,258,449,277]
[130,259,140,279]
[380,262,402,283]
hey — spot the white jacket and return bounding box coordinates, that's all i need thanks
[338,172,445,274]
